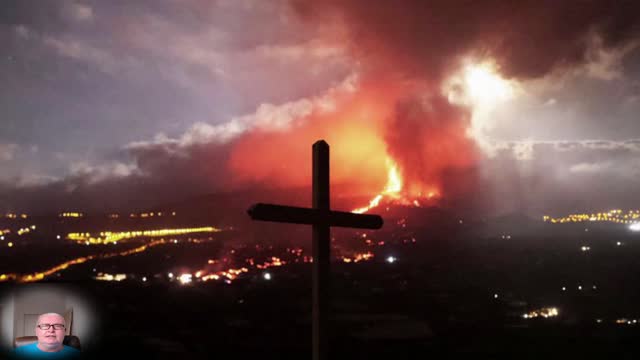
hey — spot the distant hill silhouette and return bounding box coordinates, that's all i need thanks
[143,185,380,228]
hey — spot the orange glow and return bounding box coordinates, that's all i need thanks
[228,78,408,196]
[200,267,249,282]
[228,114,389,193]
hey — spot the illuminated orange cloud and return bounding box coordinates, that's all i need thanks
[228,77,407,196]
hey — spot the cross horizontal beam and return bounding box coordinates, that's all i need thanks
[248,203,383,230]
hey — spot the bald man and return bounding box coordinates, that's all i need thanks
[13,312,80,359]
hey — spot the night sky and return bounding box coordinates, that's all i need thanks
[1,0,640,215]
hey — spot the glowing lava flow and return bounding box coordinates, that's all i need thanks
[184,249,378,285]
[353,158,402,214]
[353,158,437,214]
[341,251,374,263]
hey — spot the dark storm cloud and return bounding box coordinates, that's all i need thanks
[0,0,352,213]
[293,0,640,80]
[0,1,88,31]
[1,0,347,147]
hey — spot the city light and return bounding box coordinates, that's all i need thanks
[178,273,193,285]
[67,226,220,245]
[95,273,127,281]
[128,211,176,218]
[386,256,397,264]
[263,272,272,280]
[3,239,168,283]
[523,307,559,319]
[59,212,83,218]
[4,213,29,219]
[544,209,640,225]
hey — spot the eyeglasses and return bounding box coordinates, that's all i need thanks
[37,324,65,330]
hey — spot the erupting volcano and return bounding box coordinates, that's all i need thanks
[344,62,517,214]
[226,58,518,216]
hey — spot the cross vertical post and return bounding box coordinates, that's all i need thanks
[247,140,383,359]
[312,140,330,360]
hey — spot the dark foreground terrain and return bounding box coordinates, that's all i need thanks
[2,245,640,360]
[2,206,640,359]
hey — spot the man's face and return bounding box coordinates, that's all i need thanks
[35,314,65,349]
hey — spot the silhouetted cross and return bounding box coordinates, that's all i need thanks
[247,140,384,360]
